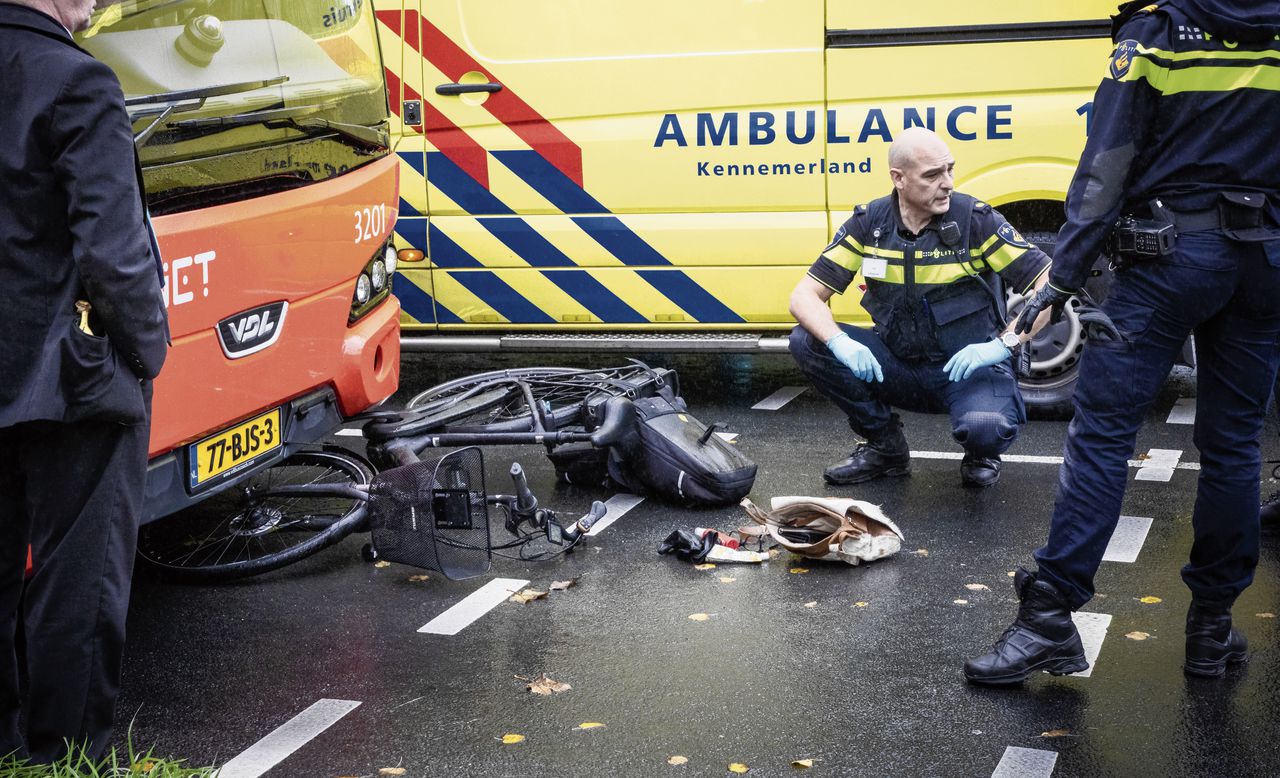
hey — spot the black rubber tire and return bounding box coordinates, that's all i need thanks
[136,449,373,583]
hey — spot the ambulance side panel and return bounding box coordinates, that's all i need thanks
[385,0,826,330]
[823,1,1117,322]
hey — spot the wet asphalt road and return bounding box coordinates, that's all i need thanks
[116,352,1280,777]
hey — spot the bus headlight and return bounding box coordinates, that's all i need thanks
[370,260,387,293]
[354,273,372,305]
[383,244,398,276]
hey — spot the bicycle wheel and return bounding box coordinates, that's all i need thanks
[405,364,664,433]
[136,449,373,583]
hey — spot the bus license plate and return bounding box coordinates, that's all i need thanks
[189,409,283,489]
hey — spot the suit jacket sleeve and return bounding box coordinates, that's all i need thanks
[50,56,168,380]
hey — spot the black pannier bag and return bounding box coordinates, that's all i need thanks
[607,387,757,508]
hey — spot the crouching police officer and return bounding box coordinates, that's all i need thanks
[967,0,1280,685]
[789,127,1053,488]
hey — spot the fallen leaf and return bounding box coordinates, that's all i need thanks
[1136,452,1151,461]
[549,577,579,591]
[913,549,930,557]
[501,733,525,744]
[373,560,391,569]
[729,764,750,774]
[718,576,737,583]
[688,613,711,621]
[668,755,689,766]
[526,673,572,695]
[1040,729,1072,738]
[789,567,810,574]
[576,722,605,730]
[1139,596,1163,604]
[1126,631,1150,641]
[408,574,430,582]
[964,583,989,591]
[792,759,815,769]
[954,599,969,605]
[804,601,818,608]
[1007,571,1017,577]
[854,601,869,608]
[511,589,548,604]
[1257,612,1276,619]
[768,548,781,558]
[379,769,407,776]
[694,563,717,571]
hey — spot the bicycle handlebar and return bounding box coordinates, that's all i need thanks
[509,463,538,518]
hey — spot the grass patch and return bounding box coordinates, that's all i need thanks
[0,737,215,777]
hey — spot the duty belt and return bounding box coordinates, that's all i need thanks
[1159,192,1277,241]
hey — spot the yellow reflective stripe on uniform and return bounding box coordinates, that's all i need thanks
[864,247,905,259]
[1145,46,1280,63]
[821,242,862,272]
[806,272,842,294]
[983,243,1028,273]
[975,234,1001,255]
[1120,51,1280,94]
[914,263,977,285]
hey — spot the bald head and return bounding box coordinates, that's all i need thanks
[887,127,955,230]
[888,127,951,173]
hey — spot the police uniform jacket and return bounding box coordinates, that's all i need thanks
[1050,0,1280,291]
[0,4,168,428]
[807,191,1051,363]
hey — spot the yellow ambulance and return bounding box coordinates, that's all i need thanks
[374,0,1120,412]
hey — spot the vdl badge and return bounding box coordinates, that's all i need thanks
[189,408,283,489]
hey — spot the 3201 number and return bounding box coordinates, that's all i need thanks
[354,203,388,244]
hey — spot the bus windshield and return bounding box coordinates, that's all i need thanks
[78,0,389,215]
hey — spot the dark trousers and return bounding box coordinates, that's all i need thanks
[789,324,1025,457]
[1035,234,1280,609]
[0,413,150,763]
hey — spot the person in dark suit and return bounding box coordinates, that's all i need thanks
[0,0,168,763]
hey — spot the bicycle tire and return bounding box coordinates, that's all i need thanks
[136,449,373,583]
[405,364,664,434]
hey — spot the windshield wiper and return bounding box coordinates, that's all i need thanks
[129,76,290,149]
[168,103,388,148]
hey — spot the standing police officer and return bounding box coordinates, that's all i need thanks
[966,0,1280,684]
[789,128,1053,488]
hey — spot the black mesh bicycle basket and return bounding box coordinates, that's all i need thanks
[367,446,491,580]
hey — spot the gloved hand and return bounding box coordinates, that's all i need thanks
[943,338,1011,382]
[826,331,883,383]
[1014,281,1077,334]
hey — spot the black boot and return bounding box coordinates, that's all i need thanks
[960,454,1001,487]
[1184,600,1248,678]
[824,416,911,485]
[1260,490,1280,535]
[964,568,1088,685]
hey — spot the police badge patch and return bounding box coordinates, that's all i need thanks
[1110,39,1139,79]
[997,222,1030,248]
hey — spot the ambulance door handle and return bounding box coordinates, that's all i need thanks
[436,82,503,96]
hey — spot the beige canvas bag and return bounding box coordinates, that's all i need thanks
[741,496,903,565]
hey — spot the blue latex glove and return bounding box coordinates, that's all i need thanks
[826,331,883,383]
[943,338,1011,382]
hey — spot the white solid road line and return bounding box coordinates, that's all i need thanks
[1102,515,1154,563]
[216,699,361,778]
[752,386,807,411]
[1068,612,1112,679]
[1166,397,1196,425]
[587,493,645,536]
[1134,448,1182,482]
[910,449,1202,474]
[991,746,1058,778]
[418,578,530,635]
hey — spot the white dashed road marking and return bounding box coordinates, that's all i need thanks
[714,431,740,443]
[216,699,361,778]
[752,386,807,411]
[991,746,1058,778]
[1134,448,1182,482]
[418,578,530,635]
[586,493,645,536]
[1102,516,1154,563]
[912,450,1197,474]
[1166,397,1196,425]
[1068,611,1113,678]
[334,428,364,437]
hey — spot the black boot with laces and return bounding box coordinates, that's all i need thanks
[1184,600,1248,677]
[964,567,1088,685]
[823,415,911,485]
